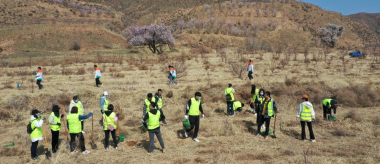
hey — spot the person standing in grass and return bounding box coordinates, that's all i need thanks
[94,65,103,87]
[69,96,85,133]
[225,83,235,116]
[103,104,118,150]
[184,92,205,142]
[35,67,43,89]
[168,65,178,85]
[322,99,338,120]
[247,60,254,80]
[67,107,93,154]
[49,105,64,153]
[255,91,278,140]
[297,95,316,142]
[155,89,168,125]
[30,109,46,160]
[100,91,109,114]
[143,93,156,117]
[142,102,165,154]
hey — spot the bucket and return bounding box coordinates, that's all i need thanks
[182,119,191,130]
[119,134,125,142]
[259,130,273,136]
[329,115,337,121]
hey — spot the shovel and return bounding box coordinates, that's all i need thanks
[90,115,97,149]
[273,115,277,138]
[61,110,70,149]
[42,123,52,159]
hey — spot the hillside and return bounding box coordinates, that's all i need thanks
[349,13,380,37]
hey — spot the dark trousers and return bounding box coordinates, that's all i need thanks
[301,121,315,140]
[323,104,336,119]
[51,130,60,152]
[104,130,118,148]
[81,121,84,131]
[95,78,102,87]
[227,101,234,115]
[148,128,165,152]
[258,115,271,136]
[70,133,86,152]
[186,115,200,139]
[31,141,39,158]
[36,80,43,89]
[248,71,253,80]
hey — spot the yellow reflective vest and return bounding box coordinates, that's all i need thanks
[148,110,161,130]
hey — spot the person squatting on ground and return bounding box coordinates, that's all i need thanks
[184,92,205,142]
[247,60,254,80]
[103,104,118,150]
[322,99,338,120]
[94,65,103,87]
[142,102,165,154]
[69,95,85,133]
[155,89,168,125]
[30,109,45,160]
[100,91,109,114]
[233,101,244,112]
[49,105,64,153]
[255,91,278,140]
[297,95,316,142]
[67,107,93,154]
[225,83,235,116]
[35,67,43,90]
[168,65,178,85]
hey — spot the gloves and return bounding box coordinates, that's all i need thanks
[202,114,205,118]
[312,119,316,122]
[57,123,61,126]
[61,114,65,118]
[184,115,188,119]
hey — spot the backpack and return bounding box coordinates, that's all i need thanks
[27,121,35,134]
[226,94,232,101]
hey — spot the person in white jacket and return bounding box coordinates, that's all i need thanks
[94,65,103,87]
[35,67,43,89]
[247,60,254,80]
[297,95,316,142]
[30,109,46,160]
[168,65,178,85]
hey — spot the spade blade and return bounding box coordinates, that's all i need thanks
[90,142,97,149]
[45,148,52,159]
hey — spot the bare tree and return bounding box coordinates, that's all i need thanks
[323,46,331,63]
[303,46,310,62]
[229,61,247,79]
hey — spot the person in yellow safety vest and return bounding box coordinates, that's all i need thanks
[94,65,103,87]
[49,105,64,153]
[69,95,85,133]
[100,91,109,114]
[35,67,43,90]
[142,102,166,154]
[297,95,316,142]
[225,83,235,116]
[155,89,168,125]
[322,99,338,120]
[143,93,156,117]
[67,107,93,154]
[103,104,118,150]
[247,60,254,80]
[30,109,46,160]
[255,91,278,140]
[184,92,205,142]
[233,101,244,112]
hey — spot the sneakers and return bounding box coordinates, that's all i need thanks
[101,84,103,87]
[82,131,85,134]
[71,150,78,154]
[184,131,188,138]
[106,147,109,150]
[82,150,90,154]
[115,147,118,149]
[31,157,40,160]
[193,138,200,142]
[311,139,316,142]
[264,136,268,140]
[254,133,259,137]
[162,149,165,153]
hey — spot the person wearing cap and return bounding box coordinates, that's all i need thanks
[30,109,46,160]
[297,95,316,142]
[69,95,85,133]
[100,91,109,114]
[103,104,118,150]
[94,65,103,87]
[184,92,205,142]
[233,101,244,112]
[143,93,156,116]
[67,107,93,154]
[49,105,64,153]
[247,60,254,80]
[224,83,235,116]
[155,89,168,125]
[142,102,166,154]
[168,65,178,85]
[322,99,338,120]
[255,91,278,140]
[35,67,43,90]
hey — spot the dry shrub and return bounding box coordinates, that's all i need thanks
[124,119,139,127]
[373,117,380,125]
[0,146,26,157]
[0,109,12,120]
[138,64,148,70]
[62,67,74,75]
[291,69,300,73]
[6,95,30,110]
[335,89,358,107]
[285,77,297,86]
[194,157,205,163]
[282,149,295,156]
[76,67,86,75]
[331,127,355,137]
[58,93,71,105]
[344,110,361,122]
[166,91,173,98]
[251,152,272,161]
[109,67,119,73]
[224,119,235,136]
[190,46,211,54]
[115,73,125,78]
[238,89,251,100]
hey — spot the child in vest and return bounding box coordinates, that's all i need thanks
[103,104,118,150]
[67,107,93,154]
[49,105,64,153]
[30,109,45,160]
[142,102,166,154]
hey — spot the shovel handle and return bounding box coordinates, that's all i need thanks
[42,122,48,148]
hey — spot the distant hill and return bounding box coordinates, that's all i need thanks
[349,13,380,37]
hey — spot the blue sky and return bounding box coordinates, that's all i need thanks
[297,0,380,15]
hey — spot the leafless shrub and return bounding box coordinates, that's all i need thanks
[229,61,247,79]
[285,77,298,86]
[344,110,361,122]
[331,127,355,137]
[58,93,71,105]
[76,67,86,75]
[138,64,148,70]
[373,117,380,125]
[166,91,173,98]
[115,73,125,78]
